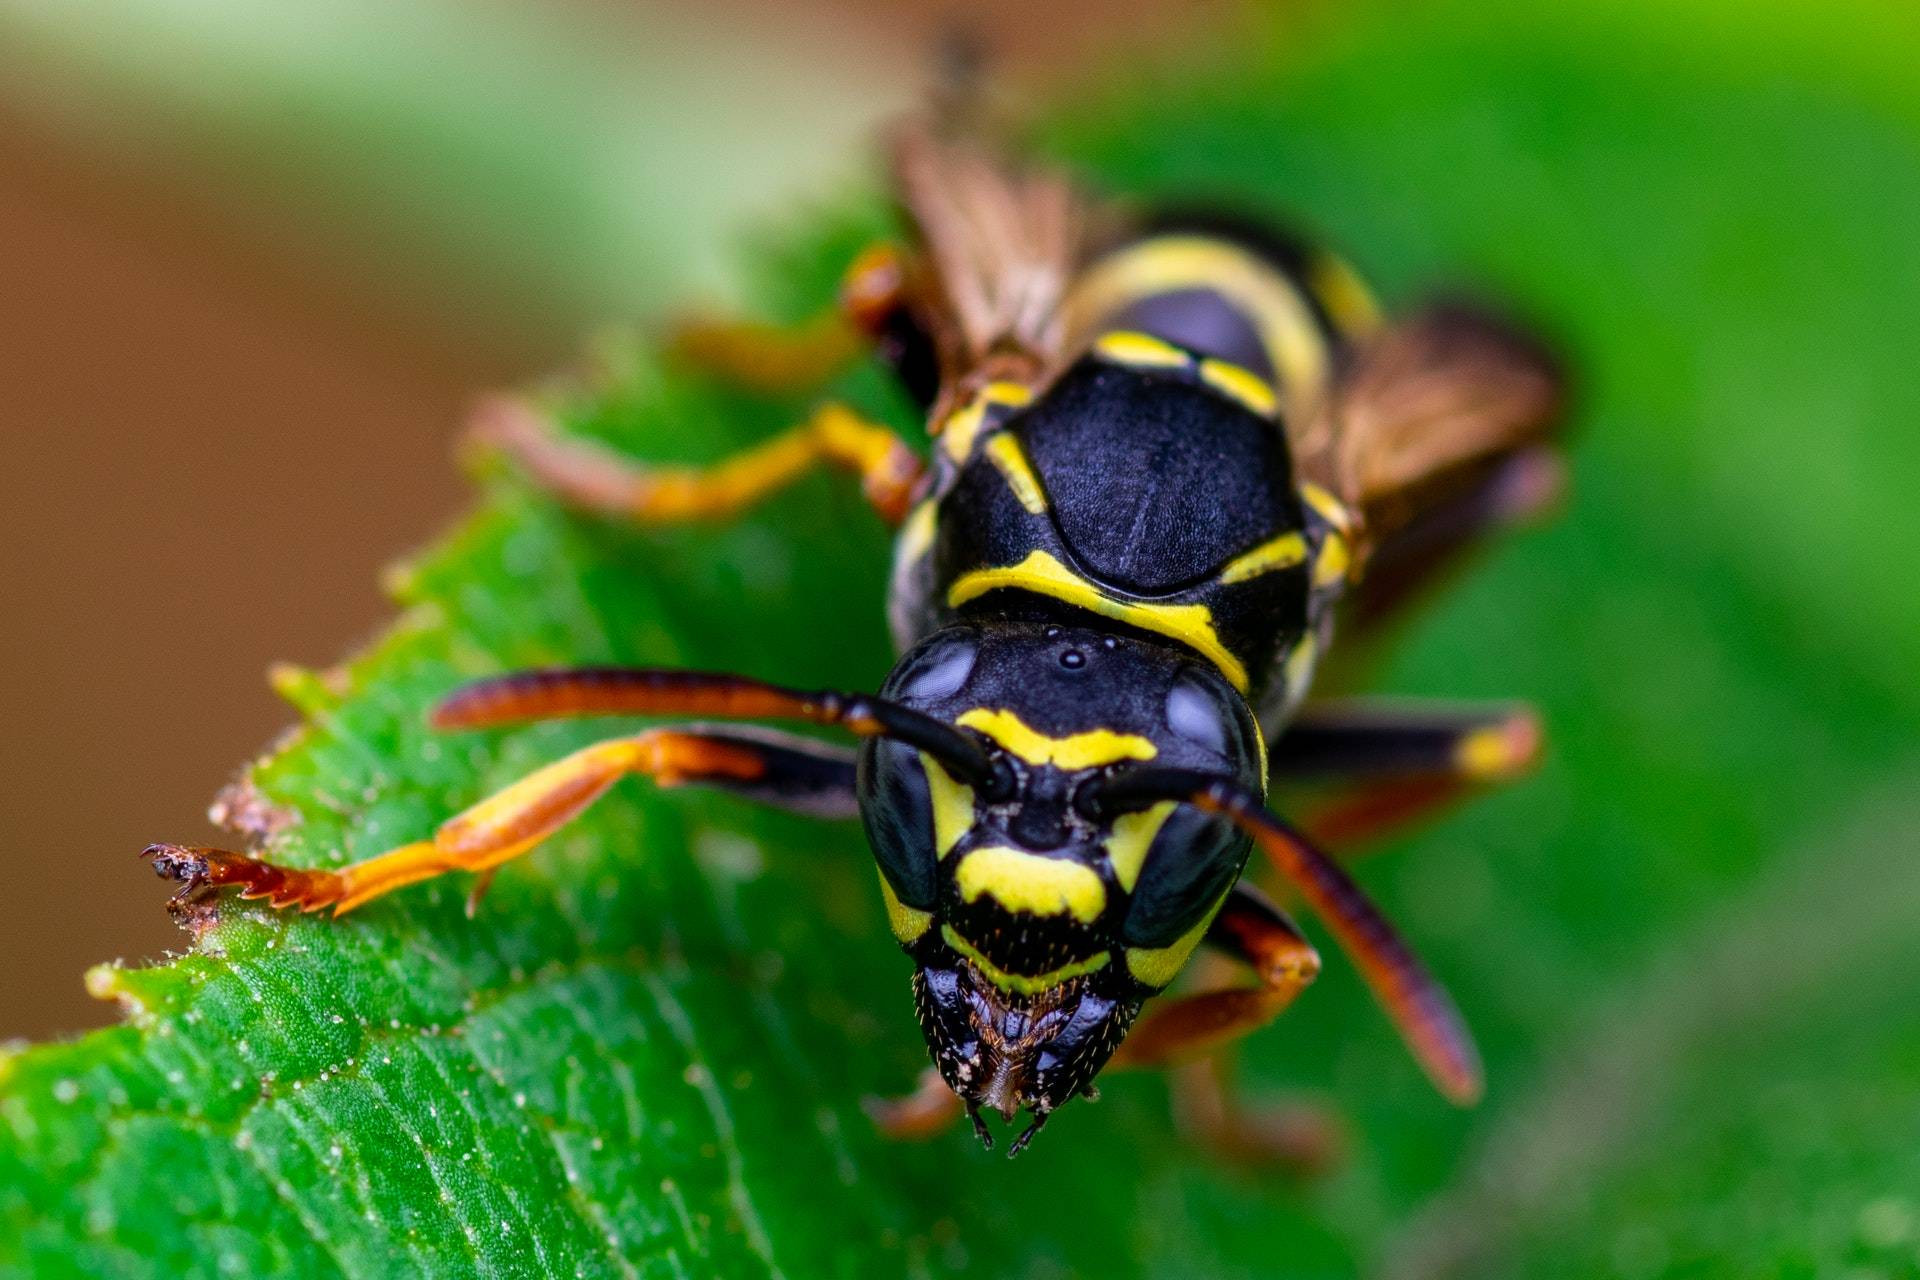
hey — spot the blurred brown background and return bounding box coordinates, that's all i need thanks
[0,0,1214,1040]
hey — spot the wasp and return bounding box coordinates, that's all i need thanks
[148,121,1563,1158]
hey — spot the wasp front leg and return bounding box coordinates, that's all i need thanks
[865,1066,968,1143]
[1114,887,1321,1069]
[474,396,924,527]
[1109,887,1343,1171]
[146,726,856,916]
[1272,698,1541,849]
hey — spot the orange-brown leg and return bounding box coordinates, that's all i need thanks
[665,242,909,396]
[1085,767,1485,1106]
[1113,887,1322,1070]
[1167,1058,1345,1174]
[864,1066,965,1142]
[145,726,856,916]
[666,313,862,397]
[472,395,924,526]
[1109,888,1341,1172]
[1273,699,1541,851]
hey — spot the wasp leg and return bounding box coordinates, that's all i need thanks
[474,396,924,526]
[1167,1057,1345,1174]
[666,312,863,396]
[1113,886,1321,1069]
[144,727,856,916]
[666,242,908,395]
[1272,699,1541,850]
[1109,887,1342,1172]
[863,1066,965,1142]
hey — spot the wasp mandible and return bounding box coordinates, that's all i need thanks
[149,121,1563,1158]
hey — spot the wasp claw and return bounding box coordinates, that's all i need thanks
[142,843,209,889]
[139,842,344,915]
[965,1103,994,1152]
[1007,1112,1049,1159]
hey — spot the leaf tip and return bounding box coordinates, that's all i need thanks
[83,962,146,1016]
[268,662,348,715]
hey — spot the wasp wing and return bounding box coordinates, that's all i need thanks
[887,122,1095,384]
[1296,301,1564,558]
[1289,302,1566,692]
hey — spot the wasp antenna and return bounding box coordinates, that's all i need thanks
[430,667,1004,794]
[1082,767,1484,1106]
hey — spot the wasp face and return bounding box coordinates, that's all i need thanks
[858,618,1265,1149]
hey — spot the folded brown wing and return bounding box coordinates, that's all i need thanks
[1294,301,1565,565]
[887,121,1095,393]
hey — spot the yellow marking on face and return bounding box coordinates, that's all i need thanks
[1093,330,1192,370]
[1312,530,1351,589]
[919,753,975,859]
[876,869,932,943]
[1124,887,1234,989]
[956,707,1157,771]
[895,498,937,567]
[1198,358,1278,417]
[1299,481,1353,532]
[955,846,1108,924]
[947,550,1250,692]
[943,925,1111,995]
[1106,801,1176,893]
[1219,531,1308,585]
[983,435,1048,515]
[1307,252,1384,337]
[1066,236,1331,399]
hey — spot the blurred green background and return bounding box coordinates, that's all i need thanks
[1,0,1917,1276]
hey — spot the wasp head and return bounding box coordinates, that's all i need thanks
[858,617,1266,1152]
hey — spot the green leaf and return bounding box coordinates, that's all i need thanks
[6,3,1919,1277]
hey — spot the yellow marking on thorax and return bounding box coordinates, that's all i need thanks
[940,398,989,464]
[1197,358,1278,417]
[947,550,1251,692]
[1106,801,1177,893]
[956,707,1157,770]
[955,846,1108,923]
[876,870,932,943]
[1066,236,1332,400]
[984,380,1036,409]
[1093,330,1191,370]
[1219,531,1308,585]
[1299,481,1353,532]
[919,754,975,858]
[942,926,1110,996]
[1307,252,1385,337]
[939,381,1034,464]
[1281,634,1320,718]
[895,498,938,568]
[1124,885,1235,989]
[1312,530,1351,589]
[983,435,1048,514]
